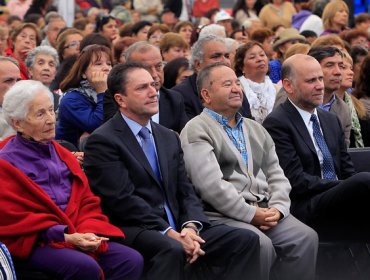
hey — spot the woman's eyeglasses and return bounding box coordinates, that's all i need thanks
[64,41,81,49]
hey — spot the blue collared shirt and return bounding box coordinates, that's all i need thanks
[319,94,336,111]
[204,108,248,165]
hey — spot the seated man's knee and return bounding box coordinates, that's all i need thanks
[352,172,370,187]
[231,228,260,253]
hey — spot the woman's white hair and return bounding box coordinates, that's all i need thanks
[2,80,53,127]
[25,45,60,70]
[198,24,226,39]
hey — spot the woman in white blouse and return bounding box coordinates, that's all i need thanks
[234,41,277,123]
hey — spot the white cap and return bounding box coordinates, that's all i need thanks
[215,10,233,22]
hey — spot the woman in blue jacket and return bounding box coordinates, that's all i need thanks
[56,44,112,148]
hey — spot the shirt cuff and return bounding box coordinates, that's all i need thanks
[181,221,203,232]
[160,226,172,235]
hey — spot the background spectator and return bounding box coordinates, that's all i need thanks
[130,20,152,41]
[56,28,83,62]
[321,0,349,35]
[235,41,277,123]
[56,45,113,148]
[163,57,193,89]
[259,0,296,29]
[113,36,137,64]
[251,27,275,59]
[6,0,32,20]
[159,32,189,63]
[110,0,132,25]
[41,12,66,48]
[351,46,368,88]
[5,22,41,80]
[173,21,193,45]
[232,0,263,25]
[95,14,119,43]
[147,23,169,46]
[133,0,163,23]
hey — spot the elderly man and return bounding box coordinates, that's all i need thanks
[84,62,260,279]
[0,56,21,140]
[263,54,370,240]
[104,41,188,133]
[41,12,66,48]
[172,34,252,120]
[180,62,318,280]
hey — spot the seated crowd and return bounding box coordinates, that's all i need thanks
[0,0,369,279]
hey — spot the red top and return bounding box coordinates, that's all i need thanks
[4,47,29,80]
[0,136,124,258]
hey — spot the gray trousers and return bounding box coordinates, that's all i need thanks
[212,214,318,280]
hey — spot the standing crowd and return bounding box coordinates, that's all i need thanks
[0,0,369,279]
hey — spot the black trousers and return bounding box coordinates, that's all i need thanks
[121,224,261,280]
[306,172,370,240]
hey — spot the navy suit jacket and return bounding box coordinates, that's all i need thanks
[84,112,209,242]
[172,73,253,120]
[104,87,188,133]
[263,100,355,220]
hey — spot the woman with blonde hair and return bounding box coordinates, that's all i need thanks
[321,0,349,35]
[337,51,365,147]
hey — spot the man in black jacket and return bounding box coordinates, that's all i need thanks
[104,41,189,133]
[172,34,252,120]
[85,62,261,279]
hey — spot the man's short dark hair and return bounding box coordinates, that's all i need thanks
[108,62,150,99]
[308,46,343,63]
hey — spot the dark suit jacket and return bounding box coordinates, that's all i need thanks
[84,112,209,242]
[172,73,253,120]
[263,100,355,220]
[104,87,189,133]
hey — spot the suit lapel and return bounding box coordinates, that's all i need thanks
[283,101,317,154]
[112,113,162,186]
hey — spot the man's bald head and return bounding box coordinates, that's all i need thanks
[282,54,319,83]
[282,54,324,113]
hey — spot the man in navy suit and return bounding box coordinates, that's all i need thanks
[84,62,260,279]
[263,54,370,240]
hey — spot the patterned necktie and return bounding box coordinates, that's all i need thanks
[310,114,336,180]
[138,127,177,230]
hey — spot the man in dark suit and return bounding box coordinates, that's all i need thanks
[172,34,252,120]
[263,54,370,240]
[104,41,188,133]
[274,46,352,146]
[84,62,260,279]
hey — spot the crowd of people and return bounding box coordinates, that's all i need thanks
[0,0,369,279]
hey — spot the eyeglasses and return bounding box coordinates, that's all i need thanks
[64,41,81,49]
